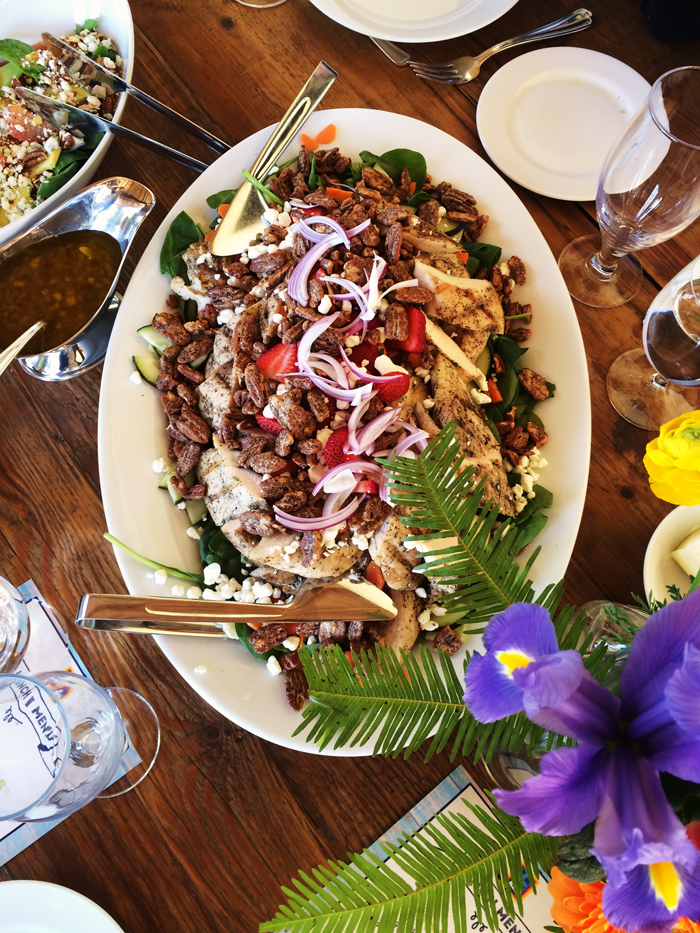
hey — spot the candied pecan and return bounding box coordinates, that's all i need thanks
[339,203,370,230]
[184,319,210,337]
[506,301,532,323]
[153,312,190,346]
[297,438,322,456]
[231,313,258,354]
[303,191,339,210]
[300,530,323,567]
[491,353,506,375]
[275,430,294,457]
[219,412,241,449]
[432,625,462,655]
[395,167,412,202]
[292,304,324,324]
[222,259,249,279]
[527,422,548,447]
[199,303,220,327]
[375,206,411,226]
[176,441,201,476]
[166,294,180,310]
[268,394,316,440]
[285,668,309,712]
[178,335,212,364]
[507,326,532,342]
[312,329,343,356]
[318,620,347,645]
[177,363,205,385]
[385,302,408,341]
[517,368,550,401]
[306,388,330,423]
[161,391,183,416]
[508,255,527,286]
[360,223,380,247]
[247,451,287,474]
[166,423,188,444]
[176,404,211,443]
[387,261,413,284]
[365,396,385,421]
[233,389,250,408]
[350,497,391,536]
[440,184,476,213]
[347,620,364,642]
[261,223,287,244]
[280,652,302,671]
[504,426,530,453]
[343,258,372,284]
[260,261,293,292]
[178,383,199,406]
[269,166,294,201]
[283,374,314,391]
[249,251,288,276]
[468,214,489,240]
[279,319,305,344]
[394,286,434,305]
[156,373,178,391]
[291,175,309,200]
[171,476,207,499]
[242,399,263,415]
[355,182,382,202]
[417,198,440,226]
[384,222,403,264]
[244,362,268,408]
[260,476,293,501]
[361,166,393,195]
[249,623,290,653]
[291,452,306,468]
[297,620,320,639]
[307,278,324,309]
[501,447,521,468]
[239,510,282,537]
[297,144,311,179]
[447,208,478,224]
[276,489,307,512]
[207,285,246,308]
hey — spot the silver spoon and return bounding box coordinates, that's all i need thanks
[0,321,46,377]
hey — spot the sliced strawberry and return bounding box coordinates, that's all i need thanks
[342,452,361,462]
[255,413,284,434]
[354,479,379,495]
[348,342,380,368]
[255,343,298,381]
[377,371,410,402]
[386,306,426,354]
[323,428,349,469]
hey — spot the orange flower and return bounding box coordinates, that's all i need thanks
[548,867,700,933]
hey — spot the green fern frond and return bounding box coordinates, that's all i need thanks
[260,800,558,933]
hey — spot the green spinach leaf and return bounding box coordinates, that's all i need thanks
[76,18,99,32]
[406,189,431,208]
[0,38,44,78]
[459,239,502,273]
[160,210,200,280]
[358,148,427,189]
[36,133,103,200]
[199,521,245,584]
[92,44,117,62]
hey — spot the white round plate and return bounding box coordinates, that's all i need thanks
[99,107,591,755]
[476,48,651,201]
[0,881,124,933]
[0,0,134,249]
[308,0,518,43]
[644,505,700,604]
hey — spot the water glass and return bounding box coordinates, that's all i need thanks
[0,577,30,674]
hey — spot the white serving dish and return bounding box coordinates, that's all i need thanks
[0,0,134,248]
[644,504,700,603]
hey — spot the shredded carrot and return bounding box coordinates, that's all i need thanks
[456,251,469,263]
[217,202,230,218]
[314,123,336,145]
[346,650,364,687]
[487,379,503,404]
[324,186,353,202]
[301,133,319,150]
[204,228,216,242]
[409,181,416,196]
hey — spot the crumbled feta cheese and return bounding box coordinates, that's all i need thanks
[130,370,143,385]
[247,243,267,259]
[345,334,361,347]
[419,608,438,631]
[374,354,408,376]
[262,403,275,418]
[266,244,278,254]
[284,541,300,555]
[277,210,291,227]
[283,635,301,651]
[177,501,187,509]
[316,427,333,446]
[351,530,371,550]
[186,586,203,599]
[252,581,274,600]
[415,587,428,599]
[423,398,435,409]
[152,458,167,473]
[469,388,492,406]
[186,526,203,539]
[202,587,225,600]
[272,312,284,324]
[267,656,283,676]
[171,584,186,597]
[221,622,239,638]
[153,568,168,586]
[317,295,333,314]
[262,208,279,224]
[218,309,234,325]
[203,562,221,586]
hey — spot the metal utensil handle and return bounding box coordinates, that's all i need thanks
[370,37,410,67]
[249,60,338,182]
[105,119,209,172]
[477,8,593,63]
[0,321,45,377]
[75,593,292,624]
[77,617,228,636]
[119,85,230,154]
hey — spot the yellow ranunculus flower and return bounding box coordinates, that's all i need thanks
[644,411,700,505]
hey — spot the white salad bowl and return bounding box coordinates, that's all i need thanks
[0,0,134,249]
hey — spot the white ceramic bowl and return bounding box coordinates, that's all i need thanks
[0,0,134,248]
[643,504,700,603]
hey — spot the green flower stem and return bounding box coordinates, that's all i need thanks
[103,533,204,583]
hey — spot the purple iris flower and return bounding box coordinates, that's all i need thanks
[463,592,700,933]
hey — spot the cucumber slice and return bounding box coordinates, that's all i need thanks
[132,354,160,387]
[161,470,196,505]
[185,499,208,525]
[137,324,174,355]
[475,346,491,378]
[191,353,208,370]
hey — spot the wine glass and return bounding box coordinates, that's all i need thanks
[0,577,30,674]
[558,66,700,308]
[607,255,700,429]
[0,670,160,822]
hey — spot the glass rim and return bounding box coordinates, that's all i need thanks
[0,672,71,821]
[648,65,700,152]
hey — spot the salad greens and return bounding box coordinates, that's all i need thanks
[159,210,200,280]
[37,133,103,199]
[358,147,427,189]
[0,38,45,79]
[199,520,245,584]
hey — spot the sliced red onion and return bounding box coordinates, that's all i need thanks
[355,406,402,450]
[297,312,339,370]
[274,496,361,531]
[364,255,387,314]
[304,370,374,403]
[308,351,350,388]
[339,347,402,384]
[321,275,370,313]
[289,199,318,209]
[304,215,351,247]
[378,472,392,505]
[347,219,371,238]
[393,428,430,457]
[313,460,383,496]
[380,278,418,302]
[322,488,354,517]
[346,394,373,451]
[287,233,345,305]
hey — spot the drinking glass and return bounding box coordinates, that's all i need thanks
[234,0,289,7]
[607,255,700,429]
[558,66,700,308]
[0,670,160,822]
[0,577,30,674]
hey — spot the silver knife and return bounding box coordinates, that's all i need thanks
[370,37,410,67]
[210,60,338,257]
[13,85,208,173]
[75,579,396,637]
[42,32,230,153]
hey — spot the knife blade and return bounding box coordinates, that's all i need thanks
[75,578,397,637]
[370,37,410,66]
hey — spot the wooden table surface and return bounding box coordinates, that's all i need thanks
[2,1,700,930]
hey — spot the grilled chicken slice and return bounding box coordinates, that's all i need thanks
[402,218,460,257]
[430,354,516,517]
[369,511,423,591]
[413,260,504,362]
[384,589,422,652]
[197,361,235,430]
[197,441,267,526]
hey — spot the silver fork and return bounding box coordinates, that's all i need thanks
[408,8,593,85]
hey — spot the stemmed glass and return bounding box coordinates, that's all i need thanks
[0,670,160,822]
[607,255,700,429]
[558,66,700,308]
[0,577,30,674]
